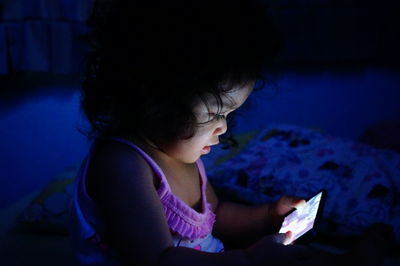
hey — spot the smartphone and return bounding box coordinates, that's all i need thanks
[279,190,325,245]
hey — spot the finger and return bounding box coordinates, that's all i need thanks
[281,196,306,209]
[293,199,307,211]
[272,231,293,245]
[271,232,290,244]
[275,196,303,216]
[283,231,293,245]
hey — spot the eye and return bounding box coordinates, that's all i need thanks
[209,113,226,121]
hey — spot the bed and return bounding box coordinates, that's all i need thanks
[1,123,399,265]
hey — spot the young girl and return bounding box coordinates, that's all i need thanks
[69,0,393,265]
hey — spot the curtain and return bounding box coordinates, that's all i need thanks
[0,0,94,74]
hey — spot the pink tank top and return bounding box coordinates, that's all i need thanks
[69,137,224,265]
[107,137,217,240]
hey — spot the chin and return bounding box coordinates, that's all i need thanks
[177,155,199,164]
[187,157,201,164]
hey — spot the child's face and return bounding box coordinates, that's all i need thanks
[163,82,254,164]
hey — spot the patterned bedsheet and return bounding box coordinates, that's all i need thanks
[204,124,400,240]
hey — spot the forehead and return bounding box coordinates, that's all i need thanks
[201,82,254,110]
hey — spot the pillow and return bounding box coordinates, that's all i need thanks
[15,164,79,235]
[207,124,400,240]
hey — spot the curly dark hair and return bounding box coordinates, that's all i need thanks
[81,0,281,147]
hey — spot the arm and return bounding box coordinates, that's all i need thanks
[89,142,251,266]
[206,181,305,248]
[214,201,271,248]
[206,181,270,248]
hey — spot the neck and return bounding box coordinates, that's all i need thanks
[129,136,193,170]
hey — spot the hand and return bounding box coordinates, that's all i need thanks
[245,231,317,266]
[267,195,306,232]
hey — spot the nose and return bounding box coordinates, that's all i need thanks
[213,118,227,136]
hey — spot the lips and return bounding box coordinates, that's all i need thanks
[201,145,211,154]
[201,141,219,154]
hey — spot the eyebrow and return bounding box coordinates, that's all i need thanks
[203,96,237,112]
[207,102,236,113]
[223,100,238,110]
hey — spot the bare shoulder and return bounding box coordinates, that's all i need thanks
[86,140,152,202]
[86,140,173,265]
[88,140,153,187]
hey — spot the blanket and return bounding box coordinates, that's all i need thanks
[204,124,400,240]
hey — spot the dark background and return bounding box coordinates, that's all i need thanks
[0,0,399,212]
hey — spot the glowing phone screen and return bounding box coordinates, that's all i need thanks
[279,191,323,245]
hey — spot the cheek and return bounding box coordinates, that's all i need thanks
[193,125,215,139]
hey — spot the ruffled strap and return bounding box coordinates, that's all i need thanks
[162,193,216,240]
[160,159,216,240]
[105,137,217,240]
